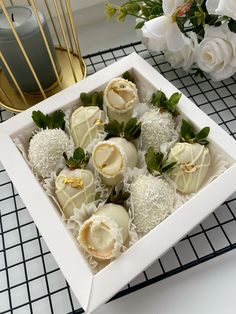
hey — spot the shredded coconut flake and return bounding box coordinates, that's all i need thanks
[130,175,175,233]
[78,214,123,259]
[141,109,176,152]
[28,129,70,178]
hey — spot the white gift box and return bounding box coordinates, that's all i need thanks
[0,53,236,313]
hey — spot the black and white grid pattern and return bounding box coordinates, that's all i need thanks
[0,42,236,314]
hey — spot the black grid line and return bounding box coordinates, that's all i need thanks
[0,42,236,313]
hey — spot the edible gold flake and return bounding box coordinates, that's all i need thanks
[94,119,104,126]
[64,177,84,188]
[179,163,197,173]
[100,163,107,169]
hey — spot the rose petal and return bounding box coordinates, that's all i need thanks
[145,37,167,52]
[143,16,172,38]
[166,22,185,52]
[204,24,227,41]
[216,0,236,20]
[162,0,185,15]
[142,26,167,52]
[206,0,220,14]
[210,65,235,81]
[141,26,167,51]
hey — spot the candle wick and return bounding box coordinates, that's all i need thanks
[11,13,14,23]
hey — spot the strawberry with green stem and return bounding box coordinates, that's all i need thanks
[141,90,181,152]
[70,91,106,149]
[28,110,72,179]
[130,147,176,234]
[167,119,211,194]
[55,147,96,218]
[92,117,141,186]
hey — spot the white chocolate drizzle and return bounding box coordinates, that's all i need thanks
[179,163,197,173]
[71,106,106,149]
[55,168,96,218]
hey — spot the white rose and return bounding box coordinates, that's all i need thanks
[165,32,198,71]
[206,0,220,14]
[206,0,236,20]
[197,24,236,81]
[163,0,186,15]
[141,0,185,52]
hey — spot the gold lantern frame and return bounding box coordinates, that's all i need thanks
[0,0,86,113]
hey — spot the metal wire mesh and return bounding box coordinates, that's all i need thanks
[0,42,236,314]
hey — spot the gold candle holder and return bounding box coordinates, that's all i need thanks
[0,0,86,113]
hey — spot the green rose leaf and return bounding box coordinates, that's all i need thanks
[135,20,145,29]
[125,3,141,15]
[105,2,117,19]
[151,91,167,108]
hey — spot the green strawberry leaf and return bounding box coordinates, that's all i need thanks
[32,111,48,129]
[150,91,167,108]
[65,147,90,169]
[145,147,176,175]
[73,147,85,161]
[195,127,210,141]
[161,161,177,173]
[104,120,124,139]
[123,118,141,140]
[150,90,181,116]
[229,18,236,34]
[106,187,130,206]
[122,71,135,83]
[80,91,103,109]
[104,118,141,141]
[180,119,195,142]
[180,119,210,145]
[32,110,65,130]
[50,110,66,129]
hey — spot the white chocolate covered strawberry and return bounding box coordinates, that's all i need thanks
[130,148,176,234]
[55,148,96,218]
[28,110,72,178]
[78,203,129,260]
[167,119,211,193]
[141,91,181,152]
